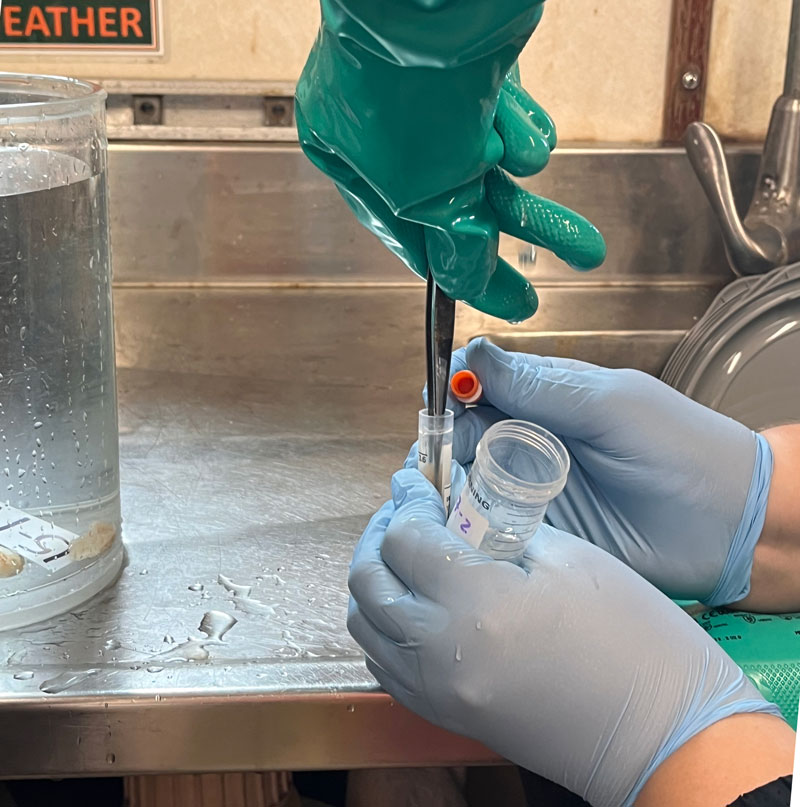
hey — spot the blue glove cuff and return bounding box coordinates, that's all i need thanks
[705,433,773,607]
[626,695,783,807]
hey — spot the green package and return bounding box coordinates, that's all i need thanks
[693,607,800,728]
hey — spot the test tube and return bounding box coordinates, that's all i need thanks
[446,420,569,564]
[418,409,454,512]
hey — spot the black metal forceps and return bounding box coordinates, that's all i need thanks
[422,272,456,506]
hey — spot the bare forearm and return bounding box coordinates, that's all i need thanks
[737,424,800,612]
[636,713,794,807]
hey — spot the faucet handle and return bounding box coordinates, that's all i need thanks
[684,121,784,276]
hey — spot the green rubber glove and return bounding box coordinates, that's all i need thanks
[296,0,606,323]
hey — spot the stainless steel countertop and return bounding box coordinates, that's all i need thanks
[0,284,717,778]
[0,142,739,777]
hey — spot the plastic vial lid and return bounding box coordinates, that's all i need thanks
[450,370,483,403]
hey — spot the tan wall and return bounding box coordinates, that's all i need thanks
[0,1,320,81]
[0,0,671,142]
[518,1,671,143]
[0,0,789,142]
[705,0,791,140]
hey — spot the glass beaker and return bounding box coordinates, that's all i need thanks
[0,73,122,630]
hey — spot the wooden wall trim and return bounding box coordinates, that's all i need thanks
[662,0,715,143]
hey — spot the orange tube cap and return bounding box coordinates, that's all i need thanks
[450,370,483,404]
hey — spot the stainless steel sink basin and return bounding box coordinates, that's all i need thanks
[488,330,685,376]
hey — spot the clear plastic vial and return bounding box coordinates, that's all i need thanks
[446,420,569,563]
[418,409,454,511]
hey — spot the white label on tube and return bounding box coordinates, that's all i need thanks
[0,504,77,571]
[418,436,452,512]
[441,441,452,514]
[446,476,490,549]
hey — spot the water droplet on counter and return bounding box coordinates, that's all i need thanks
[13,671,34,681]
[475,621,482,631]
[18,326,26,340]
[158,613,236,663]
[198,611,237,641]
[139,569,148,575]
[166,644,208,662]
[346,704,355,713]
[455,645,462,662]
[103,639,121,651]
[40,669,99,694]
[146,665,164,674]
[162,635,175,644]
[188,583,204,592]
[217,574,276,617]
[217,574,251,598]
[33,421,42,429]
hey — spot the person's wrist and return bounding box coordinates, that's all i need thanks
[736,423,800,612]
[636,713,794,807]
[629,685,783,807]
[704,432,773,607]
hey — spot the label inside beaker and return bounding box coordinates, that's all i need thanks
[0,503,77,572]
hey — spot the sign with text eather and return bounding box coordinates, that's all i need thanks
[0,1,161,52]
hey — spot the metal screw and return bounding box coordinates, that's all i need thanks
[264,96,295,127]
[681,70,701,91]
[133,95,163,125]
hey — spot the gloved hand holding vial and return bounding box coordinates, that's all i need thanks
[419,356,569,563]
[297,0,800,803]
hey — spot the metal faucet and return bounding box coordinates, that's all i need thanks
[685,0,800,276]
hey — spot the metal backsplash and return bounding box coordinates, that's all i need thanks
[107,144,760,288]
[103,81,297,143]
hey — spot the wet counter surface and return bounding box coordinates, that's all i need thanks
[0,282,721,778]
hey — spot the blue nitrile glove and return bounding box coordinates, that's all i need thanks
[348,468,780,807]
[445,338,773,606]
